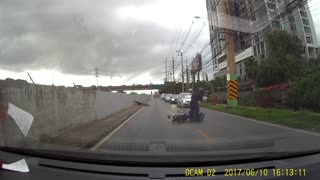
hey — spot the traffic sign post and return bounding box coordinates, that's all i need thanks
[227,74,238,106]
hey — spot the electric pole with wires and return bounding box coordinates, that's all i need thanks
[172,57,175,82]
[176,50,184,93]
[186,59,189,91]
[171,57,176,93]
[222,0,238,107]
[165,58,168,82]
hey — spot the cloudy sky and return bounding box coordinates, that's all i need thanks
[0,0,320,87]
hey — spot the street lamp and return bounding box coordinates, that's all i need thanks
[194,16,208,25]
[194,16,207,19]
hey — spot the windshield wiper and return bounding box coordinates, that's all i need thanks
[1,146,320,167]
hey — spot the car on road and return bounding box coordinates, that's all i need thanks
[177,93,192,108]
[164,94,173,102]
[169,94,179,104]
[160,93,166,100]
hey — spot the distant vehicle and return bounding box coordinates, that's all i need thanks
[169,94,179,104]
[164,94,173,102]
[117,90,125,93]
[177,93,192,108]
[160,93,166,100]
[153,92,160,98]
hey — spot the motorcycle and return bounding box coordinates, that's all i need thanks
[168,111,204,123]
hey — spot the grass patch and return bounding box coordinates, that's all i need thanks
[201,103,320,132]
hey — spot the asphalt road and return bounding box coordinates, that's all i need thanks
[95,98,320,153]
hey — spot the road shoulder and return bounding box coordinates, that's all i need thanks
[40,105,143,148]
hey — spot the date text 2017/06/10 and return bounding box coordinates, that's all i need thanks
[185,168,307,177]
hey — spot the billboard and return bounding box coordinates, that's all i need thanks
[191,53,202,73]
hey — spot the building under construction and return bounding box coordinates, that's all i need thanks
[206,0,319,82]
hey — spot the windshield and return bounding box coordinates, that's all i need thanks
[180,94,192,98]
[1,0,320,162]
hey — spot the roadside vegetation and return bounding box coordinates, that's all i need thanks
[245,29,306,87]
[201,103,320,132]
[160,30,320,113]
[286,64,320,112]
[199,30,320,130]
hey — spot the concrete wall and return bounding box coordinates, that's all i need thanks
[95,91,150,120]
[213,91,255,106]
[0,80,151,147]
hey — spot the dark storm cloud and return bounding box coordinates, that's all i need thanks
[0,0,175,77]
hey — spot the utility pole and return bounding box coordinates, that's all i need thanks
[94,67,100,88]
[172,57,175,82]
[172,57,175,94]
[197,71,200,82]
[222,0,238,106]
[186,59,189,91]
[192,71,195,92]
[176,50,184,93]
[165,58,168,82]
[168,71,172,93]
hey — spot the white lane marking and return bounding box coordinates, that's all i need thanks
[202,108,320,136]
[90,106,144,150]
[8,103,34,136]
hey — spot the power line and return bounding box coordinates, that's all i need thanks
[201,5,312,70]
[188,21,203,45]
[167,22,182,59]
[201,0,314,68]
[201,5,313,71]
[183,21,207,54]
[178,21,195,51]
[191,0,316,78]
[181,0,312,75]
[199,0,285,54]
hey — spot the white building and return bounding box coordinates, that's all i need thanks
[206,0,319,82]
[278,0,319,61]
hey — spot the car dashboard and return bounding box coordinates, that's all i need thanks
[1,149,320,180]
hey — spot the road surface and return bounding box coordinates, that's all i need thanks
[94,98,320,153]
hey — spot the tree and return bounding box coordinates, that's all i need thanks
[255,58,292,87]
[200,76,227,96]
[310,54,320,66]
[244,57,258,80]
[286,65,320,112]
[246,29,305,87]
[265,29,305,80]
[212,76,226,91]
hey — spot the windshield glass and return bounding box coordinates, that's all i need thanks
[1,0,320,160]
[180,94,192,98]
[171,95,178,98]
